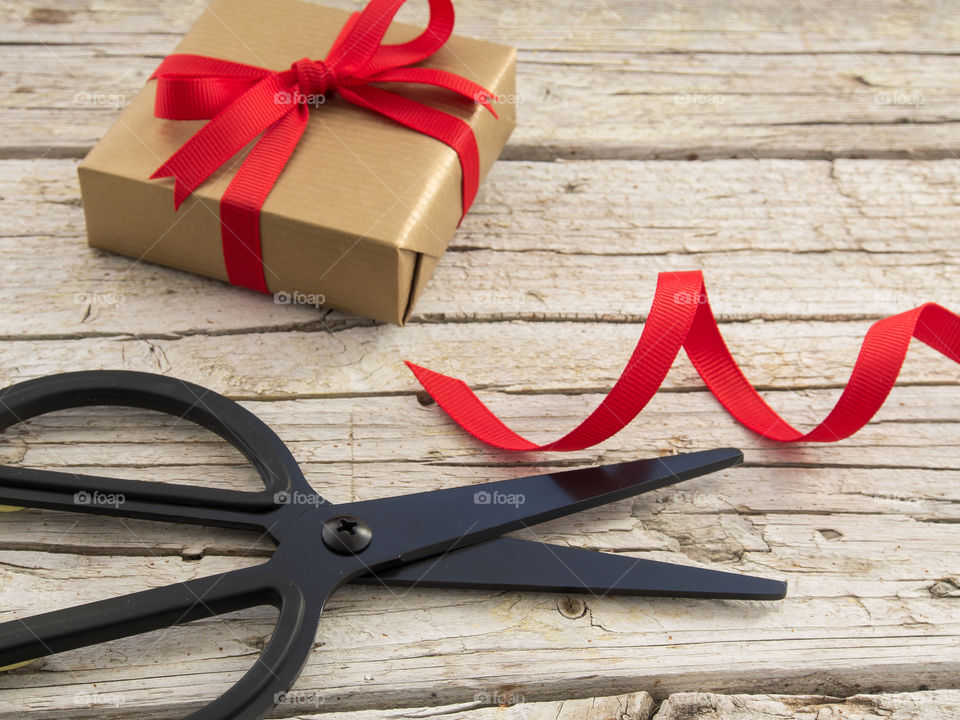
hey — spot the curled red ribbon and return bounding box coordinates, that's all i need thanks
[407,271,960,450]
[150,0,496,293]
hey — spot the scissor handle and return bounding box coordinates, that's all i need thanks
[0,556,328,720]
[0,371,343,718]
[0,370,317,516]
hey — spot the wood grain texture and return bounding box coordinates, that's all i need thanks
[0,385,958,717]
[292,692,655,720]
[655,691,960,720]
[1,0,959,718]
[5,0,960,53]
[4,1,960,159]
[1,157,959,333]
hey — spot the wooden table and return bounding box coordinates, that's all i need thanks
[1,1,959,718]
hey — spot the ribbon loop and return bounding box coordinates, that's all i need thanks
[150,0,497,293]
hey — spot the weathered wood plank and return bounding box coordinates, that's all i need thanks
[5,0,960,54]
[0,389,955,714]
[0,319,955,407]
[0,387,957,556]
[4,1,960,158]
[0,537,958,717]
[2,56,957,161]
[12,241,950,326]
[2,382,958,466]
[293,692,655,720]
[654,690,960,720]
[3,158,960,332]
[2,463,959,560]
[414,246,959,321]
[2,2,960,717]
[0,384,954,579]
[4,48,960,160]
[2,466,959,578]
[16,158,960,255]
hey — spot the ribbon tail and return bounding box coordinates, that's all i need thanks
[407,272,960,451]
[688,295,960,442]
[406,361,541,451]
[405,271,702,451]
[151,73,298,208]
[219,103,309,293]
[340,85,481,219]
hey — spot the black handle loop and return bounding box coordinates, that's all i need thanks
[0,561,324,720]
[0,371,340,718]
[0,370,314,511]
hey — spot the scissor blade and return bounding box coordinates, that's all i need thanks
[332,448,743,570]
[356,537,786,600]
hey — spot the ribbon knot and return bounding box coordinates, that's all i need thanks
[292,57,336,97]
[148,0,498,293]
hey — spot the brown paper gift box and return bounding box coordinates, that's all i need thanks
[77,0,516,324]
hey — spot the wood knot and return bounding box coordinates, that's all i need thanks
[929,578,960,598]
[557,596,587,619]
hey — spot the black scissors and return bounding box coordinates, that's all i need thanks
[0,370,785,720]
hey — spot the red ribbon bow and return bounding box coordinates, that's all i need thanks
[150,0,496,293]
[408,271,960,450]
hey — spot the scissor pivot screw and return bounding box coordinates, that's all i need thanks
[321,514,372,554]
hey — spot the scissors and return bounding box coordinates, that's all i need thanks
[0,370,785,719]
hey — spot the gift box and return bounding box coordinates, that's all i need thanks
[78,0,516,324]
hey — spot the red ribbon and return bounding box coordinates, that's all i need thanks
[407,271,960,450]
[149,0,496,293]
